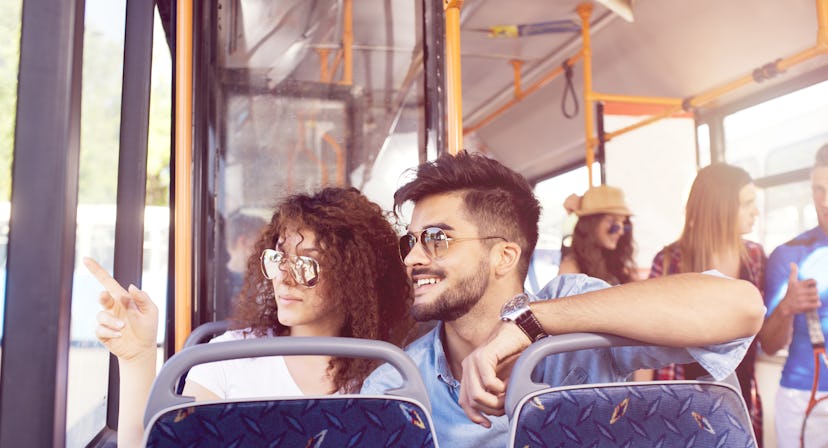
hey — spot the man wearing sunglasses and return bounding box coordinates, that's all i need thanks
[362,150,765,447]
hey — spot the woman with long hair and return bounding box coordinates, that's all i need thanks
[88,187,414,447]
[649,163,765,445]
[559,185,638,285]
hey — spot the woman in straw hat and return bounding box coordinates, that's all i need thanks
[648,163,765,446]
[559,185,638,285]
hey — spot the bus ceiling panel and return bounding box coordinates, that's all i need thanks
[463,0,818,115]
[461,0,823,177]
[588,0,818,100]
[471,79,588,183]
[217,79,363,203]
[458,1,608,110]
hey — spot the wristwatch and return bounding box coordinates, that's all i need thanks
[500,293,548,342]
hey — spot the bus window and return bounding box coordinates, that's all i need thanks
[603,112,699,273]
[724,79,828,179]
[0,0,23,363]
[65,0,127,444]
[529,165,596,292]
[359,82,422,212]
[764,180,816,251]
[65,3,172,445]
[142,2,173,350]
[723,79,828,249]
[206,1,425,322]
[696,124,711,167]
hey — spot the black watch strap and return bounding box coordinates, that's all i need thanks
[515,308,547,342]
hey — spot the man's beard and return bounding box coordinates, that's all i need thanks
[411,259,490,322]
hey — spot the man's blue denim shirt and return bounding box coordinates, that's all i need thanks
[360,274,753,448]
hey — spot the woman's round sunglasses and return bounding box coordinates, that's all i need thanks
[608,221,632,235]
[398,227,506,262]
[260,249,321,288]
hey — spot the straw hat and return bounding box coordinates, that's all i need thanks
[574,185,632,217]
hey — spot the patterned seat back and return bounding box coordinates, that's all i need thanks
[145,396,435,447]
[143,337,438,447]
[505,333,756,448]
[511,381,754,447]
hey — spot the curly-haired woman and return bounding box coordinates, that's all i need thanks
[87,187,413,447]
[558,185,638,285]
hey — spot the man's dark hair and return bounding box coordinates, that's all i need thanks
[394,150,541,278]
[816,143,828,167]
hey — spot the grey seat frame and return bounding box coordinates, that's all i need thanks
[142,336,436,447]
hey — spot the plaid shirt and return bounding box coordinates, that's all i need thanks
[648,240,766,446]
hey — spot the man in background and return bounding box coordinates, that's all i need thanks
[760,143,828,448]
[222,211,266,314]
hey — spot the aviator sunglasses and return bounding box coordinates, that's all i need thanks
[399,227,506,262]
[260,249,321,287]
[608,221,632,235]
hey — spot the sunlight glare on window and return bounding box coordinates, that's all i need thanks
[724,80,828,178]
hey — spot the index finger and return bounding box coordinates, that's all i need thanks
[83,257,128,297]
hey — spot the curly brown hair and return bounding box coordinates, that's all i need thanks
[233,187,413,392]
[569,214,637,285]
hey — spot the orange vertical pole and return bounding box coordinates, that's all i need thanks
[510,60,524,98]
[317,48,331,82]
[578,3,595,187]
[330,50,344,82]
[340,0,353,85]
[445,0,464,155]
[174,0,193,351]
[818,0,828,50]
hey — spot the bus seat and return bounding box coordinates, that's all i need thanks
[142,337,438,447]
[505,333,756,448]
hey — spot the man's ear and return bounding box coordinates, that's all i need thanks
[493,241,522,276]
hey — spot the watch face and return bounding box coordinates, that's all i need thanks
[501,293,529,321]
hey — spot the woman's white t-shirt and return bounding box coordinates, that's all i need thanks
[185,329,304,399]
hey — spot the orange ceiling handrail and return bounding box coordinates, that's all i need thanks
[463,0,828,183]
[589,93,682,107]
[462,53,583,135]
[445,0,464,155]
[602,0,828,145]
[603,104,684,142]
[174,0,193,352]
[819,0,828,50]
